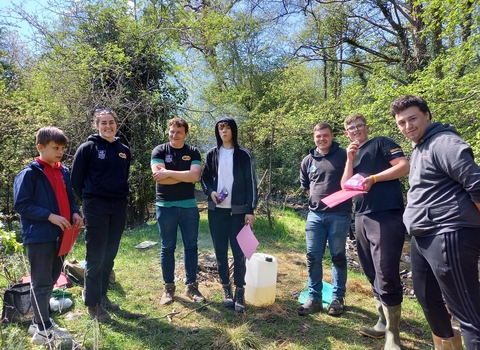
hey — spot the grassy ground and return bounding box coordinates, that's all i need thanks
[2,207,433,350]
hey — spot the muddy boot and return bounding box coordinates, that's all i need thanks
[101,295,120,311]
[185,282,206,303]
[432,328,463,350]
[297,299,322,316]
[87,305,111,322]
[359,297,386,338]
[383,303,401,350]
[234,287,245,313]
[222,284,234,309]
[160,283,176,305]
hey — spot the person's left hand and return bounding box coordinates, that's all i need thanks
[72,213,84,229]
[245,214,255,226]
[360,176,375,192]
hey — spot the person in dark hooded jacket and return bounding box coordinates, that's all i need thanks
[393,95,480,350]
[201,117,257,313]
[298,123,351,316]
[71,108,130,322]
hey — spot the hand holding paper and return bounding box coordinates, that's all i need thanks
[236,224,259,260]
[321,174,367,208]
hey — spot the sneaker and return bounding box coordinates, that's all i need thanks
[87,305,111,322]
[234,287,245,314]
[101,295,120,311]
[31,324,73,346]
[160,283,176,305]
[185,282,206,303]
[27,319,68,336]
[222,284,234,309]
[328,298,345,316]
[297,299,322,316]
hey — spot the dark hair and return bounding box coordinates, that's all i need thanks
[36,127,68,146]
[391,95,431,120]
[168,117,189,133]
[313,123,333,133]
[93,108,119,127]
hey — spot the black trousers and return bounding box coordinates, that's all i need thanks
[411,228,480,349]
[27,242,62,329]
[355,209,405,306]
[83,197,127,306]
[208,208,246,287]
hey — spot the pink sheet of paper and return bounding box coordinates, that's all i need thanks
[321,189,367,208]
[236,224,259,260]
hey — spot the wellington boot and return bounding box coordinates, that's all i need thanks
[432,328,463,350]
[359,297,386,338]
[160,283,176,305]
[383,303,402,350]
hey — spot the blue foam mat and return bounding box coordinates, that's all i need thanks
[298,281,333,308]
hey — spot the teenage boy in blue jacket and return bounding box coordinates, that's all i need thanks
[14,127,83,346]
[201,117,258,313]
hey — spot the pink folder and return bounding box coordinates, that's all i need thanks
[321,189,366,208]
[236,224,259,260]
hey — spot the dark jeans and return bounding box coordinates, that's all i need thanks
[156,206,200,284]
[83,197,127,306]
[26,242,63,330]
[208,208,246,287]
[411,228,480,349]
[355,209,405,306]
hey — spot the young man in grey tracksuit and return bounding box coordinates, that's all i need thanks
[392,95,480,350]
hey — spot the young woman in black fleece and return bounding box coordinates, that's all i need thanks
[71,108,130,322]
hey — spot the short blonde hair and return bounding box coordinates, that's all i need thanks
[344,113,366,130]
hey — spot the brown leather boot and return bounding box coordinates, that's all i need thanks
[87,305,111,322]
[160,283,176,305]
[185,282,205,303]
[101,295,120,311]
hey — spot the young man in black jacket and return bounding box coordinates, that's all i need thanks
[201,117,258,313]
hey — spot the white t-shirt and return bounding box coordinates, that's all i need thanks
[216,146,234,208]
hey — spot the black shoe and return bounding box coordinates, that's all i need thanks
[328,298,344,316]
[222,284,234,309]
[297,299,322,316]
[234,287,245,313]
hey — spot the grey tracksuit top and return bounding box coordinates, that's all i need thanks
[404,122,480,236]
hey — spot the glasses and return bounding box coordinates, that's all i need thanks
[346,123,366,132]
[95,108,113,114]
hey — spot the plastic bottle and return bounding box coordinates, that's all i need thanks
[245,253,278,306]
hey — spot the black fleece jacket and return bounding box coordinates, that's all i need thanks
[201,117,258,215]
[71,134,130,200]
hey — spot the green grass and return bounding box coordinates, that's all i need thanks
[1,207,433,349]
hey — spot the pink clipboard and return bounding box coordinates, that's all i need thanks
[321,189,366,208]
[236,224,259,260]
[58,227,81,256]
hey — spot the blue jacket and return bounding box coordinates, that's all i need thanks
[13,160,80,244]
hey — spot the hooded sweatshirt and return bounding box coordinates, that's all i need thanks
[300,141,351,213]
[404,122,480,236]
[71,134,130,200]
[201,117,258,215]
